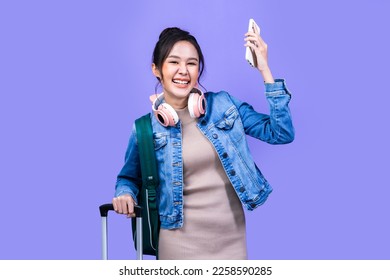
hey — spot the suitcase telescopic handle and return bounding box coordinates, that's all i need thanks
[99,203,142,217]
[99,203,143,260]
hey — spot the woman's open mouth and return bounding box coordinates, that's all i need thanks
[172,79,190,85]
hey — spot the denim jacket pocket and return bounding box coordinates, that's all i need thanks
[216,106,238,129]
[215,106,244,142]
[153,133,168,150]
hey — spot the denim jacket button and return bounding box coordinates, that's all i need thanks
[239,187,245,192]
[222,152,228,158]
[212,133,218,139]
[250,203,257,209]
[201,120,207,125]
[230,170,236,176]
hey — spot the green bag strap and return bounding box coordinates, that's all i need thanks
[135,113,159,190]
[135,113,160,257]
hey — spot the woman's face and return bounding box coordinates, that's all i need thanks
[153,40,199,109]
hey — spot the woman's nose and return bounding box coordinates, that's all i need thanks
[178,63,188,74]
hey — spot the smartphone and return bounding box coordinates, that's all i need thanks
[245,18,261,67]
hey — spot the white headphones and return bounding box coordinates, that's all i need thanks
[150,88,206,127]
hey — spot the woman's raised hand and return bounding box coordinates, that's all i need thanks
[244,31,274,83]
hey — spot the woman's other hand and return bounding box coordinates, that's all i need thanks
[112,194,136,218]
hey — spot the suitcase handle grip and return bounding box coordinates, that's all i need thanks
[99,203,142,218]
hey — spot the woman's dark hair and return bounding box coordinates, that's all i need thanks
[152,27,205,89]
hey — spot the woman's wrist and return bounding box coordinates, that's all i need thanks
[260,66,274,84]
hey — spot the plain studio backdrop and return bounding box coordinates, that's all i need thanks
[0,0,389,259]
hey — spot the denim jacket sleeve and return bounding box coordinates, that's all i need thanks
[229,78,295,144]
[114,124,142,203]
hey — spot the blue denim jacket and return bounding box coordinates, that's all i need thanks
[115,79,294,229]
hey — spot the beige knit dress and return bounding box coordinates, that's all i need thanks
[158,107,247,260]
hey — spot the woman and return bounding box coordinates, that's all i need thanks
[113,27,294,259]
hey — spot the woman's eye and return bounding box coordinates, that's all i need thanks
[169,61,179,64]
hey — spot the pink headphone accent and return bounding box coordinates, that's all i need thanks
[150,88,206,127]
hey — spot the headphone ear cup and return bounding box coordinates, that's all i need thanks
[188,92,206,118]
[154,102,179,127]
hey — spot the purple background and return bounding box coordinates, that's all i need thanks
[1,0,389,260]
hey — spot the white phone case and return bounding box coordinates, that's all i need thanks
[245,18,261,67]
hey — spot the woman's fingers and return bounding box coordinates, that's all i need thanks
[112,195,135,216]
[244,32,266,49]
[112,197,120,213]
[245,39,267,56]
[126,198,136,218]
[244,40,256,51]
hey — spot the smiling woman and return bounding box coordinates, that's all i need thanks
[112,27,295,260]
[152,41,200,109]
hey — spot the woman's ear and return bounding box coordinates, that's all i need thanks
[152,64,161,81]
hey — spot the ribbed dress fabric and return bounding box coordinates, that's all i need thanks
[158,107,247,260]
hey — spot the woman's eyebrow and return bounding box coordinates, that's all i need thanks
[167,55,199,61]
